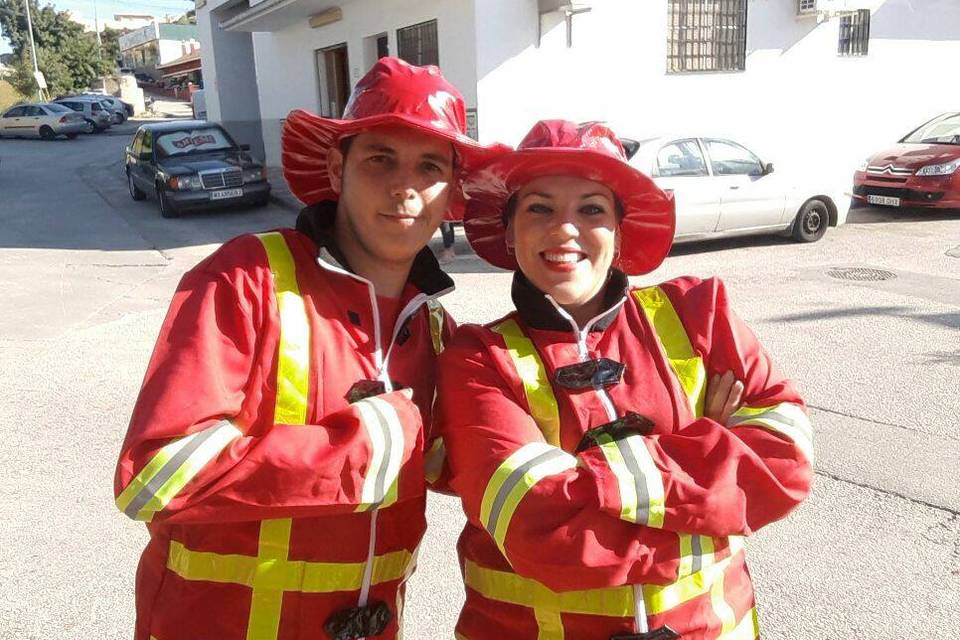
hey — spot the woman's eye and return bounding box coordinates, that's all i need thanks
[581,204,606,216]
[528,203,553,214]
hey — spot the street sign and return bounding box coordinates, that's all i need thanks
[33,71,47,90]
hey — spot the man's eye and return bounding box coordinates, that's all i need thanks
[422,162,443,173]
[369,155,390,165]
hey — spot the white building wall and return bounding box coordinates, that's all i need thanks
[158,39,200,65]
[253,0,477,167]
[474,0,960,197]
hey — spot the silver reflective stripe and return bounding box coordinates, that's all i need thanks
[690,535,703,574]
[485,448,568,536]
[613,436,651,525]
[123,420,233,519]
[728,403,814,462]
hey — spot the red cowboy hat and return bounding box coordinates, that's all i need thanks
[281,57,508,220]
[462,119,676,275]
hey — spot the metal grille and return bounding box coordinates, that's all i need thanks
[839,10,870,56]
[398,19,439,66]
[798,0,816,12]
[200,169,242,190]
[827,267,896,282]
[667,0,748,74]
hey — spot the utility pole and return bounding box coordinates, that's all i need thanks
[23,0,45,101]
[93,0,102,60]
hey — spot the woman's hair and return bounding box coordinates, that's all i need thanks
[502,190,625,226]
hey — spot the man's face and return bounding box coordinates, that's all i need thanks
[328,126,454,267]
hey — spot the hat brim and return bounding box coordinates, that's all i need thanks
[281,109,509,220]
[463,148,676,275]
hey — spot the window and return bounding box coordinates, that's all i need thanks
[838,10,870,56]
[44,103,71,114]
[667,0,748,73]
[704,139,763,176]
[397,19,439,66]
[141,130,153,158]
[798,0,816,12]
[91,102,102,112]
[4,107,25,118]
[656,139,708,177]
[24,106,44,117]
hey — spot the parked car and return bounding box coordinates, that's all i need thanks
[71,95,125,124]
[76,94,131,122]
[623,135,840,243]
[853,112,960,210]
[54,97,112,133]
[134,72,154,85]
[0,102,86,139]
[124,121,271,218]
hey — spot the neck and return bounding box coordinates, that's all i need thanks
[558,294,606,330]
[333,222,412,299]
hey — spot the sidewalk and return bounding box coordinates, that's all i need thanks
[266,166,301,212]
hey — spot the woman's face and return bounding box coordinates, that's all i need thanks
[506,175,620,312]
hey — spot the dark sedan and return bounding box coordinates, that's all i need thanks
[125,121,271,218]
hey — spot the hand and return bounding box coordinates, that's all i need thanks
[704,371,744,424]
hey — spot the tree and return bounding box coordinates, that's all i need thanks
[101,26,131,71]
[0,0,113,96]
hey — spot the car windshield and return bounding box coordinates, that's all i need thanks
[902,113,960,145]
[156,127,236,156]
[44,103,72,113]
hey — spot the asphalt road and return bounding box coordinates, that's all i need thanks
[1,127,958,639]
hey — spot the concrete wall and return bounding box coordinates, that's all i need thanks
[473,0,960,197]
[250,0,477,167]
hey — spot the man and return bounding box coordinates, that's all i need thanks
[114,57,506,640]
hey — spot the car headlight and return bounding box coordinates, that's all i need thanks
[857,159,869,172]
[167,175,202,191]
[915,159,960,176]
[243,167,266,183]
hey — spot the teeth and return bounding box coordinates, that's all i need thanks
[543,252,581,264]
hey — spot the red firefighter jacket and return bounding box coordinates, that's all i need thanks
[114,202,455,640]
[437,270,813,640]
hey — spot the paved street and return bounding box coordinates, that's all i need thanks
[1,128,958,639]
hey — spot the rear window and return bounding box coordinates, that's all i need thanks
[3,107,25,117]
[156,128,235,156]
[44,103,71,113]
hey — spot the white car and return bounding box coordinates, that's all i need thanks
[0,102,87,140]
[624,135,841,243]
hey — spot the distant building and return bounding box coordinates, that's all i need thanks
[119,22,200,81]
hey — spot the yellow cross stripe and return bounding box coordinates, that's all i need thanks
[246,518,291,640]
[643,548,741,615]
[480,443,554,530]
[166,539,413,592]
[720,607,760,640]
[492,319,561,446]
[424,437,445,485]
[632,288,706,418]
[256,232,310,426]
[534,608,564,640]
[427,299,445,354]
[729,403,814,462]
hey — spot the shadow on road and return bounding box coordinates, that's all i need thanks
[847,205,960,224]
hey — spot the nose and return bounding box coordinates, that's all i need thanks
[388,164,420,201]
[550,209,581,240]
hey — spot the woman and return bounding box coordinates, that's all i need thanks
[437,120,813,639]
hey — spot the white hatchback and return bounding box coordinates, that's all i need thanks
[624,136,842,244]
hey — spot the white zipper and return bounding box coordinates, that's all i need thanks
[316,252,453,616]
[544,294,648,633]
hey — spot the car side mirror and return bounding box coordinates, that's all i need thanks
[240,144,250,151]
[762,162,775,175]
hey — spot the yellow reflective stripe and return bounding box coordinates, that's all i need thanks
[678,534,716,577]
[594,432,665,528]
[167,537,412,592]
[479,443,577,556]
[632,287,706,418]
[256,232,310,425]
[492,319,561,446]
[424,437,446,485]
[353,396,404,511]
[246,518,291,640]
[427,299,445,354]
[534,608,564,640]
[728,402,814,462]
[116,421,242,521]
[463,559,634,617]
[642,547,743,615]
[721,607,760,640]
[711,567,738,636]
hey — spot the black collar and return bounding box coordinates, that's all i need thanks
[511,269,629,332]
[295,200,455,297]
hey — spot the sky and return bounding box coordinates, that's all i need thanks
[0,0,194,56]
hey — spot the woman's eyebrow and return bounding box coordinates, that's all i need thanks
[519,191,553,201]
[580,192,611,200]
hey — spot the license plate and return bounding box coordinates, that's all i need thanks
[210,188,243,201]
[867,195,900,207]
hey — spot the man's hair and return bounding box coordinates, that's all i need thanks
[502,191,625,226]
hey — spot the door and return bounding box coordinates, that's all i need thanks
[653,138,722,236]
[703,138,786,231]
[316,44,350,117]
[23,105,44,136]
[0,106,25,135]
[135,130,156,189]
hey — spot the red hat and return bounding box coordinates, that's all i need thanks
[281,57,508,219]
[462,120,676,275]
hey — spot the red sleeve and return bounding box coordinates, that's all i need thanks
[438,326,679,593]
[114,242,424,525]
[425,303,457,494]
[580,277,813,538]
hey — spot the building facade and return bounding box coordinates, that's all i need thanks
[196,0,960,191]
[120,22,201,81]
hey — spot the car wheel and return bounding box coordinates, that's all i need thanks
[792,199,829,243]
[128,171,146,201]
[83,119,95,134]
[157,184,180,218]
[39,125,56,140]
